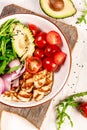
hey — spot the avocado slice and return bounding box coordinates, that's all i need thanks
[11,23,35,60]
[40,0,77,19]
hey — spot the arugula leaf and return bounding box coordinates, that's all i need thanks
[0,60,7,74]
[56,91,87,130]
[0,19,19,75]
[0,19,19,35]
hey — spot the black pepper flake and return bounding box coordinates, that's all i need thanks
[53,99,55,101]
[81,65,84,68]
[79,2,81,5]
[76,63,78,66]
[16,29,21,33]
[14,34,18,36]
[21,33,24,35]
[75,76,78,79]
[83,41,85,43]
[79,65,81,67]
[80,98,83,101]
[72,83,75,86]
[67,84,70,86]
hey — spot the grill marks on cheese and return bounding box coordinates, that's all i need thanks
[3,70,53,102]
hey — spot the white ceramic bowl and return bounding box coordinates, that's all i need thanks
[0,14,71,107]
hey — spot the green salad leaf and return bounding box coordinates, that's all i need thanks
[0,19,20,75]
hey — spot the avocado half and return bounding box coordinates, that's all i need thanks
[11,23,35,60]
[40,0,77,19]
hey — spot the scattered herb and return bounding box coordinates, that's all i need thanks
[56,91,87,130]
[76,0,87,24]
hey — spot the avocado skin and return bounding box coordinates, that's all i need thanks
[39,0,77,19]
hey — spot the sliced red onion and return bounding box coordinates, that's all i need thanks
[2,74,12,91]
[0,77,5,94]
[18,63,26,75]
[11,71,19,80]
[8,58,20,68]
[2,63,26,91]
[11,78,19,87]
[12,63,26,80]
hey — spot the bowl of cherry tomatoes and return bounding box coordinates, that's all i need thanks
[0,14,71,107]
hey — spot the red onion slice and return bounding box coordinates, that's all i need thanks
[11,78,19,87]
[12,63,26,80]
[0,77,5,94]
[2,74,12,91]
[8,58,20,68]
[2,63,26,91]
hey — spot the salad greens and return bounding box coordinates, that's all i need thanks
[56,91,87,130]
[76,0,87,24]
[0,19,19,75]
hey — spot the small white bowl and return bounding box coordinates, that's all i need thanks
[0,14,71,107]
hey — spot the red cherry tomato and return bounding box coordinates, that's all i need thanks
[44,44,61,57]
[28,24,39,36]
[43,57,58,72]
[35,32,48,48]
[26,57,42,74]
[78,102,87,117]
[54,51,66,66]
[34,48,45,59]
[46,30,63,47]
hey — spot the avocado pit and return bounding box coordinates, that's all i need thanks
[49,0,64,11]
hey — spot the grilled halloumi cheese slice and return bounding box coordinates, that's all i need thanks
[33,70,53,101]
[33,69,47,88]
[33,89,45,101]
[18,90,33,102]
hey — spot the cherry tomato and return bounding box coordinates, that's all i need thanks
[46,30,63,47]
[44,44,61,57]
[54,51,66,66]
[35,32,48,48]
[43,57,58,72]
[78,102,87,117]
[28,24,39,36]
[34,48,45,59]
[26,57,42,74]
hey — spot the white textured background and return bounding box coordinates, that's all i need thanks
[0,0,87,130]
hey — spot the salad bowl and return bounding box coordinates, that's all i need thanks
[0,14,71,107]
